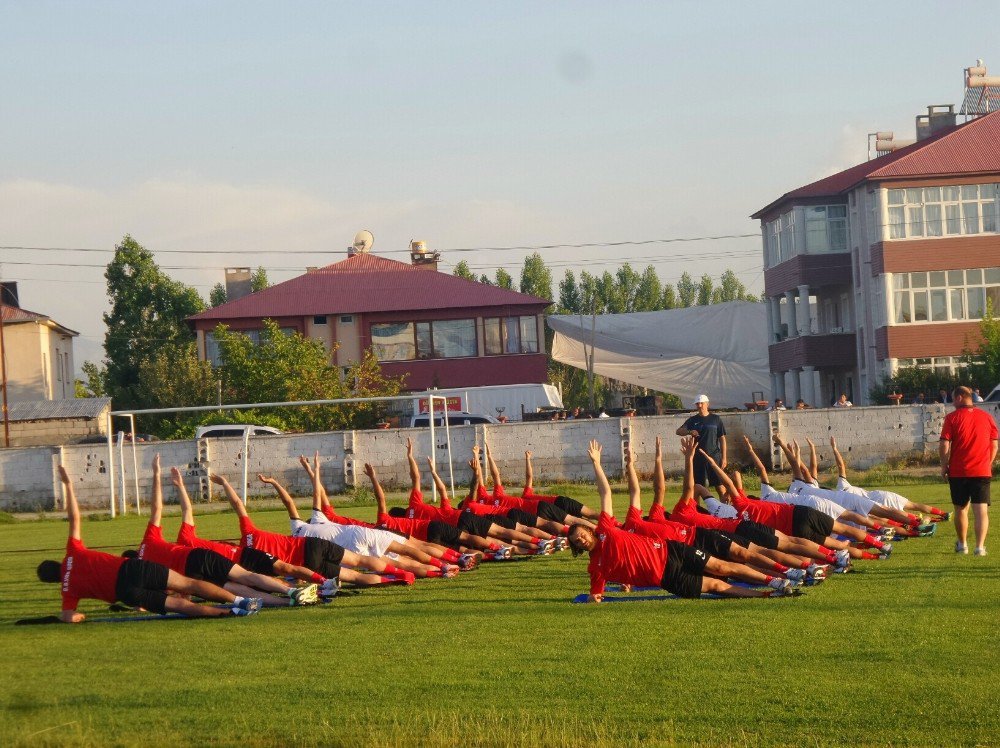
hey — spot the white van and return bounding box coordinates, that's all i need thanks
[194,425,283,439]
[410,412,499,428]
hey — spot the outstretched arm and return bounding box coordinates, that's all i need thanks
[298,454,329,505]
[774,435,803,481]
[211,474,249,519]
[484,442,503,492]
[742,435,770,485]
[149,454,163,527]
[405,438,421,492]
[588,440,613,517]
[426,457,449,503]
[625,443,641,511]
[58,466,81,541]
[830,437,848,479]
[652,436,666,505]
[680,435,697,499]
[363,463,388,515]
[524,451,534,492]
[806,438,819,482]
[698,448,740,500]
[170,467,195,526]
[255,472,300,520]
[311,451,324,512]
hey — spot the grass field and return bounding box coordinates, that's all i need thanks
[1,478,997,747]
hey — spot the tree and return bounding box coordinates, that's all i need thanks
[597,271,621,313]
[209,283,227,307]
[676,272,697,307]
[250,266,270,293]
[134,343,218,415]
[579,271,600,314]
[697,274,714,306]
[479,274,494,286]
[77,361,107,398]
[633,265,662,312]
[614,263,642,312]
[962,302,1000,391]
[717,269,755,302]
[558,270,581,314]
[661,283,677,310]
[453,261,477,281]
[495,268,514,290]
[102,235,205,409]
[519,252,553,300]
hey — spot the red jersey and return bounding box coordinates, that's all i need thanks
[646,503,668,523]
[239,516,306,566]
[624,506,695,545]
[321,505,372,527]
[137,523,195,574]
[407,489,463,525]
[175,523,241,562]
[588,512,669,596]
[941,406,999,478]
[729,493,794,535]
[522,487,558,503]
[60,537,128,609]
[669,497,741,533]
[376,512,430,541]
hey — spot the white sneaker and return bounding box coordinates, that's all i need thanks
[784,568,806,584]
[973,547,987,556]
[834,549,851,567]
[955,542,969,555]
[768,577,792,592]
[320,578,340,597]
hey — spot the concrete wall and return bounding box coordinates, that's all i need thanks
[1,321,75,403]
[9,417,104,448]
[2,404,996,511]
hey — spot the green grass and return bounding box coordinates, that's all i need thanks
[1,480,997,747]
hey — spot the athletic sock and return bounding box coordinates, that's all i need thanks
[383,564,403,576]
[442,549,461,563]
[773,563,789,573]
[871,523,883,531]
[861,551,880,559]
[764,575,774,584]
[799,560,811,569]
[530,537,541,545]
[487,542,501,552]
[863,534,884,549]
[425,569,442,577]
[886,519,903,527]
[310,572,325,584]
[562,525,571,536]
[906,513,921,525]
[929,508,945,517]
[427,557,443,569]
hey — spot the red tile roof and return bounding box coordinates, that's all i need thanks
[189,252,551,322]
[1,303,49,323]
[752,110,1000,218]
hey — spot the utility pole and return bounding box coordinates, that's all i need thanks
[0,292,9,448]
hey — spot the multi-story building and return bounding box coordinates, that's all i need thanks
[752,107,1000,406]
[188,249,552,391]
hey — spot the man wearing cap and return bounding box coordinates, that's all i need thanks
[676,394,727,487]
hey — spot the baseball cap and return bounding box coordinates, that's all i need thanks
[694,394,710,404]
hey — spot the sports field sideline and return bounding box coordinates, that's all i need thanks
[1,477,997,747]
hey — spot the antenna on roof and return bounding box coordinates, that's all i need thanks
[349,230,374,257]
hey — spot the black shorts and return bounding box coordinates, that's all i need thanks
[949,477,992,507]
[506,508,538,527]
[115,558,170,615]
[734,520,779,550]
[238,547,278,576]
[302,536,344,581]
[457,513,494,538]
[660,541,708,598]
[693,530,734,559]
[692,457,723,488]
[426,520,462,548]
[183,548,235,587]
[791,505,834,543]
[485,514,516,530]
[535,502,569,523]
[554,496,586,517]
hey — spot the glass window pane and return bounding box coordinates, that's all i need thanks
[415,322,433,359]
[894,273,910,290]
[830,221,847,251]
[205,332,221,366]
[984,202,997,233]
[907,206,923,237]
[986,268,1000,284]
[519,316,539,353]
[887,189,904,205]
[968,287,985,318]
[988,287,1000,317]
[828,205,847,218]
[806,222,828,252]
[948,270,964,286]
[912,291,929,321]
[961,184,979,199]
[504,317,520,354]
[371,322,415,361]
[944,185,961,201]
[963,202,980,234]
[930,290,947,321]
[950,289,966,320]
[924,187,941,202]
[911,272,927,288]
[925,203,943,236]
[484,318,503,355]
[968,268,983,284]
[894,291,911,323]
[906,188,922,204]
[431,319,477,358]
[888,207,906,239]
[929,271,946,287]
[945,204,962,234]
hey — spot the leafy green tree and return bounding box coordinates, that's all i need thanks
[558,270,581,314]
[209,283,227,307]
[717,269,755,302]
[676,272,697,307]
[102,235,205,409]
[661,283,677,310]
[962,302,1000,391]
[598,271,621,313]
[579,271,600,314]
[634,266,663,312]
[519,252,553,300]
[479,274,494,286]
[453,260,477,281]
[614,263,642,312]
[77,361,107,398]
[495,268,514,290]
[697,274,714,306]
[250,266,270,293]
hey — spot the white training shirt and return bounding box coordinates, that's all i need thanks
[704,496,739,519]
[792,479,876,516]
[760,483,845,520]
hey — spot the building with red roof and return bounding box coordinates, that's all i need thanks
[187,250,552,392]
[751,106,1000,405]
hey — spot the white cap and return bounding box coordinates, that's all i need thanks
[694,394,710,404]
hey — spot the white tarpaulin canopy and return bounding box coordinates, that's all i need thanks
[548,301,771,408]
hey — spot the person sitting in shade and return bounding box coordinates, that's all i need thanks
[795,399,809,409]
[770,399,786,411]
[833,394,853,408]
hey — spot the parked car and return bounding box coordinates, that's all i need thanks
[409,412,499,428]
[194,425,283,439]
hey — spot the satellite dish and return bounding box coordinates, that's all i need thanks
[353,230,374,253]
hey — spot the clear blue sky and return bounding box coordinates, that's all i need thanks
[0,1,994,369]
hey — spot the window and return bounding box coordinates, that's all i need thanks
[779,211,795,261]
[340,315,354,324]
[883,183,1000,239]
[896,356,967,374]
[313,315,327,325]
[804,205,847,252]
[484,316,540,355]
[891,268,1000,325]
[372,319,477,361]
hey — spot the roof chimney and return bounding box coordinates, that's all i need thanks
[915,104,956,141]
[409,240,440,272]
[0,281,18,308]
[224,267,252,302]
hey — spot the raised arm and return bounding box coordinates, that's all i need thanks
[484,441,503,492]
[652,436,666,506]
[773,435,803,481]
[298,454,330,506]
[624,443,641,511]
[406,438,421,491]
[830,436,848,479]
[680,435,697,499]
[742,435,770,485]
[149,454,163,527]
[588,440,613,517]
[524,450,534,492]
[363,463,388,516]
[426,457,450,503]
[697,448,740,500]
[170,467,195,525]
[211,473,250,518]
[58,466,81,541]
[311,451,324,512]
[806,438,819,482]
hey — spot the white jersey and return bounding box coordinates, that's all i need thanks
[793,480,876,516]
[838,477,910,511]
[291,512,399,559]
[761,483,845,520]
[705,496,739,519]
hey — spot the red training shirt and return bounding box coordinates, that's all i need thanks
[941,406,999,478]
[60,537,128,610]
[175,523,241,562]
[239,516,306,566]
[321,505,373,527]
[138,523,195,574]
[376,512,430,541]
[588,512,669,596]
[669,497,741,533]
[624,506,695,545]
[729,493,794,535]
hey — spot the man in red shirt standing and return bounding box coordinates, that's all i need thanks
[940,386,998,556]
